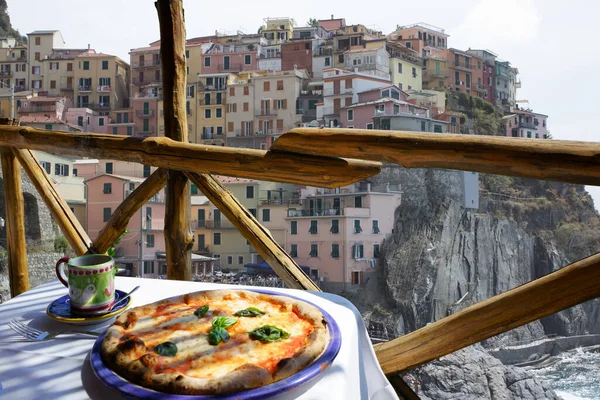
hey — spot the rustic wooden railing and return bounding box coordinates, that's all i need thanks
[1,1,599,398]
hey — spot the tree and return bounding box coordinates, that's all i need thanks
[307,18,319,28]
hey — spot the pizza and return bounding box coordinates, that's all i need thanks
[101,289,330,395]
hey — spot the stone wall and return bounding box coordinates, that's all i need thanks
[0,252,64,302]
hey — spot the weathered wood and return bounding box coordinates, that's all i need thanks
[156,0,192,281]
[386,375,421,400]
[271,128,600,186]
[186,172,321,291]
[373,252,600,374]
[13,148,91,255]
[0,145,29,296]
[92,168,168,254]
[0,126,380,188]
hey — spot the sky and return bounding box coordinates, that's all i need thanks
[8,0,600,207]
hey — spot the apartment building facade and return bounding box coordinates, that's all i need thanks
[259,17,295,44]
[446,48,484,97]
[201,42,258,74]
[27,30,65,91]
[503,108,548,139]
[196,73,230,145]
[386,42,423,91]
[0,39,28,95]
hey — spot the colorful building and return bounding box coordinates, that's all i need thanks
[503,107,548,139]
[446,48,484,98]
[0,39,28,96]
[388,23,448,56]
[26,30,65,92]
[387,42,423,91]
[196,72,231,145]
[343,44,390,80]
[259,17,295,44]
[201,42,258,74]
[466,49,497,104]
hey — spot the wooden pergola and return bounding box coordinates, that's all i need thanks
[2,1,599,397]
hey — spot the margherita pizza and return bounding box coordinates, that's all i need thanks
[101,289,330,395]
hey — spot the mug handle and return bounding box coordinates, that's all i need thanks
[55,257,70,287]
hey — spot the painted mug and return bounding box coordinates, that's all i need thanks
[55,254,116,316]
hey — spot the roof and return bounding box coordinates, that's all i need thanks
[216,175,258,184]
[84,173,145,184]
[319,18,346,31]
[73,159,99,165]
[191,195,209,206]
[343,97,422,109]
[27,30,59,35]
[19,115,83,131]
[129,46,160,54]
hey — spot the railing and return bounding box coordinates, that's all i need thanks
[136,109,154,117]
[260,198,301,205]
[287,206,371,218]
[97,85,111,92]
[132,60,161,68]
[132,78,161,85]
[201,132,224,139]
[217,63,242,71]
[259,53,281,59]
[14,85,28,92]
[144,219,165,230]
[8,55,26,62]
[191,220,207,229]
[148,194,165,203]
[60,84,74,91]
[95,103,111,110]
[198,84,226,92]
[299,90,323,97]
[519,121,537,129]
[0,70,12,77]
[206,220,237,229]
[78,85,92,92]
[314,47,333,56]
[135,127,154,135]
[234,129,252,137]
[255,109,278,117]
[198,99,224,105]
[473,84,485,91]
[322,107,339,116]
[454,61,475,71]
[373,109,428,118]
[18,105,57,113]
[323,88,353,96]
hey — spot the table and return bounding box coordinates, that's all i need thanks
[0,277,397,400]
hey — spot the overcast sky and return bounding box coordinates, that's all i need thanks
[8,0,600,207]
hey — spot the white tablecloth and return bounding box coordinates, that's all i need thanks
[0,278,397,400]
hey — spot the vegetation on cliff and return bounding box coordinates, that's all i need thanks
[0,1,25,44]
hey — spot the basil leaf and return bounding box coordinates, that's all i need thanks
[234,307,266,317]
[212,316,237,329]
[194,305,209,318]
[249,325,290,343]
[154,341,177,357]
[208,327,230,346]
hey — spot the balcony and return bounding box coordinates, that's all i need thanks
[205,220,237,229]
[144,219,164,231]
[198,84,227,92]
[93,102,111,110]
[260,198,301,206]
[259,52,281,59]
[198,99,224,106]
[374,109,428,118]
[191,220,207,229]
[0,70,12,77]
[519,121,537,130]
[515,80,522,88]
[314,47,333,57]
[423,39,445,49]
[255,109,278,117]
[97,85,111,92]
[18,105,57,113]
[8,55,26,62]
[323,88,353,96]
[454,61,475,72]
[132,77,161,86]
[201,132,224,140]
[136,109,154,117]
[78,85,93,93]
[135,127,154,135]
[473,84,485,92]
[14,85,28,92]
[148,194,165,203]
[217,63,242,72]
[60,84,74,91]
[286,207,370,218]
[132,59,160,68]
[427,71,448,78]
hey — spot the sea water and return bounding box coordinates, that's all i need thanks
[528,348,600,400]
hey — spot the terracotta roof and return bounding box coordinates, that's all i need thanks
[84,173,145,184]
[319,18,346,31]
[129,46,160,54]
[19,115,83,131]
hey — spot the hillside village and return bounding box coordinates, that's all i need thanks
[0,17,551,291]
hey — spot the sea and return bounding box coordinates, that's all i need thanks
[528,347,600,400]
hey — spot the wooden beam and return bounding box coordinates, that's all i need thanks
[13,149,91,255]
[0,126,380,188]
[1,144,29,296]
[156,0,192,281]
[92,168,168,254]
[186,172,321,291]
[386,375,421,400]
[373,251,600,374]
[271,128,600,186]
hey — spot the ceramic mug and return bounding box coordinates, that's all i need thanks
[55,254,116,316]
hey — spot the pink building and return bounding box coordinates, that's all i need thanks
[202,43,258,74]
[63,107,109,133]
[503,107,549,139]
[85,173,166,278]
[285,182,401,292]
[17,96,72,120]
[131,97,159,137]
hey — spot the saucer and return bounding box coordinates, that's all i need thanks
[46,289,132,325]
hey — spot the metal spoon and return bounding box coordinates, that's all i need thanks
[110,286,139,312]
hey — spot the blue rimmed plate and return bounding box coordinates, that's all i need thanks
[47,289,132,326]
[90,288,342,399]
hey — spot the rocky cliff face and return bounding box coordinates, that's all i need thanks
[370,167,600,342]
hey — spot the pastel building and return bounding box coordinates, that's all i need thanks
[27,30,65,91]
[41,48,88,97]
[388,23,448,56]
[201,42,258,74]
[285,182,401,291]
[343,45,390,81]
[503,107,548,139]
[495,60,519,107]
[446,48,484,98]
[259,17,295,44]
[312,40,334,80]
[466,49,497,104]
[0,40,28,95]
[64,107,109,133]
[17,95,71,121]
[196,72,231,146]
[257,43,282,72]
[386,42,423,91]
[107,108,135,136]
[317,68,390,127]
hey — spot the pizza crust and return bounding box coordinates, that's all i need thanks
[101,289,330,395]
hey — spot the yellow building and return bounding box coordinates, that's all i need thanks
[0,90,31,119]
[41,48,89,97]
[0,39,28,96]
[387,42,424,91]
[259,17,295,44]
[191,194,211,256]
[27,30,65,92]
[74,51,129,113]
[196,73,231,146]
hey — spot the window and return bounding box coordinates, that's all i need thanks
[103,183,112,194]
[104,162,113,174]
[244,86,249,95]
[50,62,59,70]
[331,244,340,258]
[347,109,354,121]
[216,126,223,135]
[249,208,257,218]
[309,244,318,257]
[146,234,155,248]
[290,244,298,258]
[143,165,151,177]
[309,220,318,234]
[103,207,111,222]
[338,54,344,63]
[77,116,83,127]
[263,81,270,91]
[32,65,40,75]
[127,126,133,136]
[66,63,73,72]
[45,124,52,130]
[129,182,135,191]
[262,208,271,222]
[246,186,254,198]
[83,61,89,70]
[477,61,481,69]
[466,73,471,88]
[229,87,235,96]
[366,123,374,129]
[290,220,297,235]
[35,36,41,45]
[50,80,56,89]
[99,118,105,126]
[421,120,426,132]
[144,261,154,274]
[355,196,362,208]
[372,220,380,234]
[55,164,69,176]
[204,109,211,119]
[34,52,40,61]
[238,256,244,265]
[227,104,236,112]
[373,244,381,258]
[243,102,249,112]
[216,108,222,118]
[227,256,233,265]
[330,219,339,234]
[354,220,362,233]
[351,271,363,284]
[40,161,51,174]
[244,54,251,65]
[216,92,222,104]
[352,244,364,259]
[277,80,283,90]
[185,50,190,58]
[102,60,109,70]
[325,57,330,66]
[434,124,443,133]
[213,232,221,245]
[204,57,211,67]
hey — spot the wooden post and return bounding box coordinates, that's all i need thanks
[0,119,29,296]
[186,172,320,291]
[13,148,91,255]
[92,168,167,254]
[156,0,192,280]
[373,251,600,374]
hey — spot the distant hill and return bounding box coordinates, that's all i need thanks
[0,1,25,44]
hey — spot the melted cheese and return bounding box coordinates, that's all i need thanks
[126,294,314,379]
